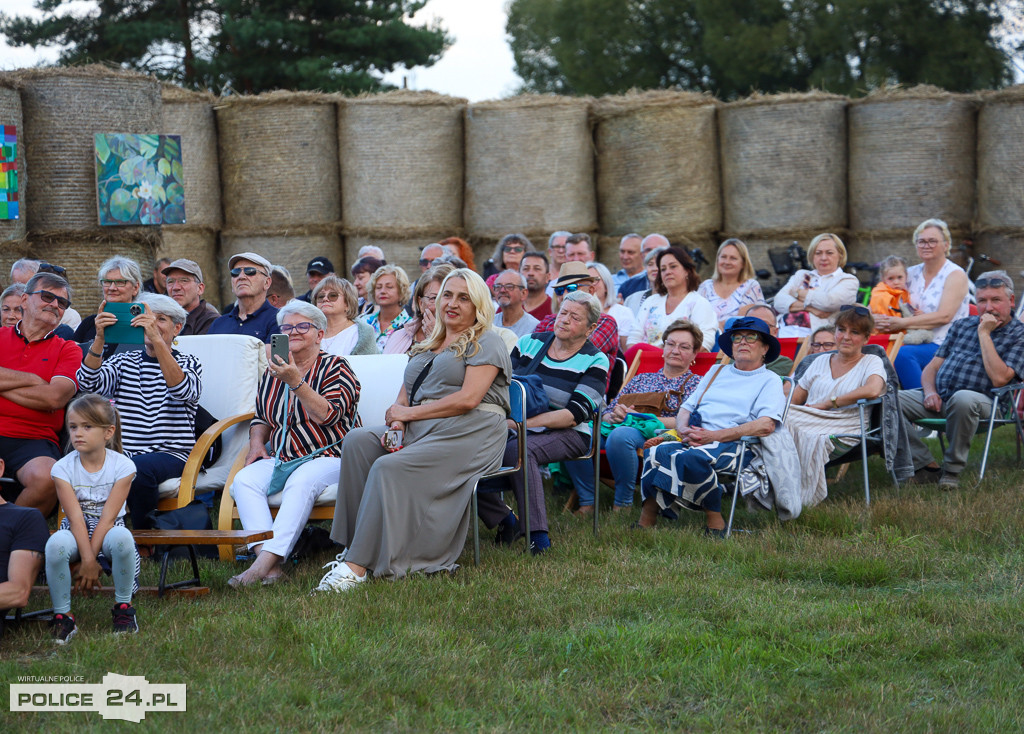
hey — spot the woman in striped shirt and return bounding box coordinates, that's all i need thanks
[77,293,202,529]
[229,301,361,587]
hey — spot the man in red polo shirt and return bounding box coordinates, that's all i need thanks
[0,272,81,513]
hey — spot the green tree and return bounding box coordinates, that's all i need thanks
[507,0,1015,98]
[0,0,449,94]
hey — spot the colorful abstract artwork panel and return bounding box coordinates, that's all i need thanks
[95,133,186,226]
[0,124,18,221]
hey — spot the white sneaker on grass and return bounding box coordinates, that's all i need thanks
[313,552,366,593]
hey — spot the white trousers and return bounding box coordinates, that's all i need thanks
[231,456,340,558]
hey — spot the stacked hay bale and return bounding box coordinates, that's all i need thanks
[592,91,721,266]
[976,85,1024,291]
[848,86,977,265]
[216,91,341,299]
[159,85,223,306]
[464,96,596,269]
[718,92,848,274]
[338,91,465,275]
[11,66,163,307]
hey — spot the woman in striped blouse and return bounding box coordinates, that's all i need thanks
[77,293,202,529]
[229,301,361,587]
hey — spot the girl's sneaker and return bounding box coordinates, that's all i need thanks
[50,613,77,645]
[111,603,138,634]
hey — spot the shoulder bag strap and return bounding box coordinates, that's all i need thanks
[518,332,557,377]
[274,385,290,461]
[409,356,435,405]
[691,364,725,413]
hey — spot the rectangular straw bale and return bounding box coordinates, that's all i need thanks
[162,87,222,227]
[849,88,977,231]
[464,96,596,238]
[340,92,465,231]
[977,89,1024,228]
[0,237,32,285]
[593,91,721,235]
[217,93,340,230]
[720,93,848,233]
[219,231,342,303]
[345,233,449,278]
[14,66,162,232]
[157,227,222,308]
[0,83,26,243]
[27,230,160,309]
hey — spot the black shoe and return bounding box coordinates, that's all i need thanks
[704,527,727,539]
[112,603,138,634]
[50,613,77,645]
[494,518,520,546]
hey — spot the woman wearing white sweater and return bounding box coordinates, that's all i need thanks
[627,245,717,352]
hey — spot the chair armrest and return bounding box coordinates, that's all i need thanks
[175,412,255,508]
[216,445,252,561]
[991,382,1024,397]
[739,436,760,445]
[855,397,883,406]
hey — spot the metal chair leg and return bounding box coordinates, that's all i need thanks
[858,402,871,506]
[472,488,480,567]
[725,441,748,539]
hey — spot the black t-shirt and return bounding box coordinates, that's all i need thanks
[0,503,48,586]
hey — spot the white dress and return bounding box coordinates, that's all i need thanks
[627,291,718,351]
[786,353,887,507]
[906,260,969,346]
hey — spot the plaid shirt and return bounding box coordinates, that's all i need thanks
[934,316,1024,402]
[534,313,619,387]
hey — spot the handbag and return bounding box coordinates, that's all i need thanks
[616,373,696,416]
[513,333,556,417]
[146,500,216,559]
[266,385,342,496]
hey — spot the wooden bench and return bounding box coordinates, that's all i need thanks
[132,529,272,596]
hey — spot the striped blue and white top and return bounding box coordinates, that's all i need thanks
[512,333,608,437]
[77,350,202,462]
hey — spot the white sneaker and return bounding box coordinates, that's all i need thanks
[313,552,366,593]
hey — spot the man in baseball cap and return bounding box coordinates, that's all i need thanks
[208,252,280,343]
[163,259,221,335]
[298,256,335,303]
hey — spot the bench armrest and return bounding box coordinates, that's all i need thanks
[174,412,255,508]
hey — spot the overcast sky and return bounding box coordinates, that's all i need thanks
[0,0,523,102]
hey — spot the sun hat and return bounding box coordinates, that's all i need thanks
[719,316,781,363]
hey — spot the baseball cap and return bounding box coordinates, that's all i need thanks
[162,258,204,283]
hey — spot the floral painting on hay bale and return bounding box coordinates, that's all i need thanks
[95,133,185,225]
[0,124,17,220]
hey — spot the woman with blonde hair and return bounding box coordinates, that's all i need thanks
[697,238,764,329]
[774,233,859,337]
[361,264,411,350]
[317,269,512,591]
[311,275,378,356]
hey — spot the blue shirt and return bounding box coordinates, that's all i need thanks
[935,316,1024,402]
[616,272,649,301]
[208,299,280,343]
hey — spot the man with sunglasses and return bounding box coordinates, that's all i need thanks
[901,271,1024,489]
[0,272,81,514]
[10,259,81,334]
[163,259,220,336]
[209,252,281,343]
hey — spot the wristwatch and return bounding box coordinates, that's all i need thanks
[830,395,839,409]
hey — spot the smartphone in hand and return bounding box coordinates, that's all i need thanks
[270,333,289,366]
[383,429,403,451]
[103,302,145,344]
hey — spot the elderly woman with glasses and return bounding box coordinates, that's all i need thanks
[76,293,203,528]
[484,233,535,287]
[73,256,144,358]
[873,218,969,390]
[229,300,361,587]
[786,306,887,507]
[774,233,859,338]
[808,325,837,354]
[311,275,378,356]
[639,317,787,536]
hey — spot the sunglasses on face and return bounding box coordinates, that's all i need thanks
[38,262,67,276]
[839,304,871,316]
[553,283,581,297]
[279,322,315,334]
[28,289,71,310]
[503,245,525,254]
[315,291,341,303]
[230,266,264,278]
[418,258,436,268]
[975,277,1010,290]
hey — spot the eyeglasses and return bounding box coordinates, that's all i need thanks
[975,277,1011,290]
[279,322,315,334]
[839,304,871,316]
[315,292,341,303]
[28,290,71,310]
[663,339,693,352]
[38,262,66,276]
[493,283,523,292]
[810,341,836,351]
[503,245,525,254]
[230,266,264,278]
[730,333,761,344]
[549,244,566,252]
[101,278,131,289]
[165,277,196,286]
[915,238,943,248]
[419,295,437,305]
[419,258,437,268]
[553,283,581,297]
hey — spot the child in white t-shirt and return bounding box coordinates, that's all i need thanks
[46,394,140,644]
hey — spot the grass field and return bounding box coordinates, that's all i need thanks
[3,434,1024,732]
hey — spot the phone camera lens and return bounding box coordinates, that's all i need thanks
[129,304,143,316]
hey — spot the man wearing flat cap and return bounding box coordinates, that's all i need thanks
[208,252,280,343]
[163,259,221,336]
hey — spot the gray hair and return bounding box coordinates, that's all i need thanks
[2,283,27,301]
[357,245,386,261]
[10,258,39,281]
[433,253,467,269]
[561,290,602,327]
[271,264,293,286]
[641,233,670,252]
[548,230,572,249]
[913,218,953,255]
[585,261,616,308]
[97,256,143,287]
[138,292,188,326]
[494,269,528,289]
[643,247,667,266]
[620,233,642,246]
[277,300,327,331]
[492,233,535,270]
[976,269,1015,295]
[24,272,73,301]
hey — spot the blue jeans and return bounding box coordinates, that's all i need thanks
[128,452,186,528]
[565,426,649,507]
[893,342,939,390]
